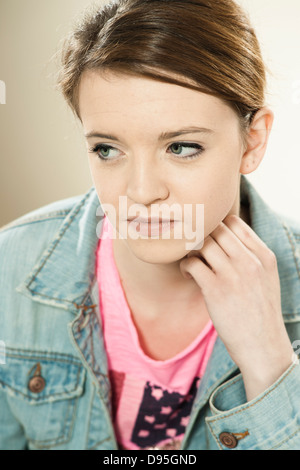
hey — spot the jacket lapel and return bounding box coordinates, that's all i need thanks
[16,188,104,312]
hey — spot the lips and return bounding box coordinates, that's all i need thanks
[127,218,176,237]
[127,216,174,224]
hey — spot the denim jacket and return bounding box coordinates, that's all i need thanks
[1,175,300,450]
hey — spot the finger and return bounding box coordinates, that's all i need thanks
[191,235,231,274]
[180,254,215,289]
[209,221,254,259]
[223,215,276,268]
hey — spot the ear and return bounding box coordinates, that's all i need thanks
[240,107,274,175]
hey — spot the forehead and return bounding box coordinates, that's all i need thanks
[78,69,238,131]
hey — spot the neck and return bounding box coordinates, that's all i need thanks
[113,239,202,304]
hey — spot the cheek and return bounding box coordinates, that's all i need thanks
[204,182,240,236]
[92,178,128,230]
[186,167,240,236]
[88,161,120,204]
[88,157,101,191]
[203,193,232,231]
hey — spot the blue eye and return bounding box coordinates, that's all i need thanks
[168,142,204,159]
[89,144,121,160]
[89,142,204,161]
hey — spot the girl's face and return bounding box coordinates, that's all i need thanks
[79,70,246,264]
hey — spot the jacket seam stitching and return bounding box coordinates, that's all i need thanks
[215,375,243,397]
[271,427,300,450]
[86,384,96,449]
[5,349,82,364]
[0,212,71,233]
[26,397,77,447]
[24,276,97,310]
[206,420,223,450]
[283,223,300,280]
[88,436,114,450]
[210,375,244,412]
[0,369,82,401]
[22,289,77,305]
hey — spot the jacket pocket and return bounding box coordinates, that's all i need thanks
[0,348,86,448]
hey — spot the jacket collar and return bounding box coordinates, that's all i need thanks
[17,177,300,319]
[240,176,300,320]
[16,187,104,312]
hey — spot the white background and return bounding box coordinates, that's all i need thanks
[236,0,300,220]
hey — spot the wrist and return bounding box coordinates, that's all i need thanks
[239,345,294,401]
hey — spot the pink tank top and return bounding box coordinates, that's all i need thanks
[96,216,217,450]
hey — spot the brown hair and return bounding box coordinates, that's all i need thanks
[57,0,267,145]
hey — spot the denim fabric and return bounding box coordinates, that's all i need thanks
[0,176,300,450]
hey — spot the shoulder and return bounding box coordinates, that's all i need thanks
[0,193,84,234]
[0,191,91,291]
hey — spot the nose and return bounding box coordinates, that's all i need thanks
[126,153,169,205]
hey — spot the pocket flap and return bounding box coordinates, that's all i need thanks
[0,348,86,404]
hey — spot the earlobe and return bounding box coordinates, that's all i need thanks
[240,107,274,175]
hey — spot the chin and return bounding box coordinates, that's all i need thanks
[126,239,189,265]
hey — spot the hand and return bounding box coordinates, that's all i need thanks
[180,214,294,400]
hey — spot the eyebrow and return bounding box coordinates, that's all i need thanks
[84,126,214,141]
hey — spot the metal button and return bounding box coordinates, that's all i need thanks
[28,376,46,393]
[219,432,238,449]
